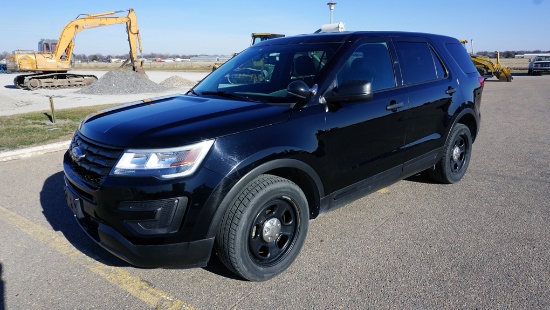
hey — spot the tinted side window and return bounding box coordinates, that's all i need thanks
[445,42,478,74]
[337,42,396,92]
[396,42,444,85]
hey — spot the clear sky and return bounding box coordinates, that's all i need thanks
[1,0,548,56]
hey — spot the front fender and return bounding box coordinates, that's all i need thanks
[199,156,324,240]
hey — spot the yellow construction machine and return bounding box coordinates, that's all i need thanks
[7,9,144,90]
[460,39,512,82]
[212,33,285,71]
[251,33,285,45]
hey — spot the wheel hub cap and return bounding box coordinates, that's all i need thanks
[262,218,281,242]
[452,145,461,161]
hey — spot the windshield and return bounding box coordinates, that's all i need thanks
[192,42,342,104]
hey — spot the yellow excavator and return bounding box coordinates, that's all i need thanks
[460,39,512,82]
[7,9,144,90]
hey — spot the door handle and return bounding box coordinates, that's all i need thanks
[445,87,457,95]
[386,101,404,111]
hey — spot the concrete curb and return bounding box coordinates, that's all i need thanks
[0,140,70,162]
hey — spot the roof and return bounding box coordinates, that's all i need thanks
[252,31,458,47]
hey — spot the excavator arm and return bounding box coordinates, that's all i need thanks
[54,9,143,73]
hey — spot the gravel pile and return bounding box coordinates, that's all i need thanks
[159,76,198,88]
[77,70,169,95]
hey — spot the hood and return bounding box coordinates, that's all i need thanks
[79,95,292,148]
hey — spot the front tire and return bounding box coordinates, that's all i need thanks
[215,174,309,281]
[428,124,472,184]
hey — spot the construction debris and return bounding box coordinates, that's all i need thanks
[77,70,169,95]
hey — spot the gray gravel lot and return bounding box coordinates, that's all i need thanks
[0,74,548,309]
[0,70,208,116]
[76,70,172,95]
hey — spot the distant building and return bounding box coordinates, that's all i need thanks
[515,53,550,59]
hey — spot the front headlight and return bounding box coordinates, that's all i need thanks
[111,139,215,179]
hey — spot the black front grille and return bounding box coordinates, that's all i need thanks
[68,132,124,188]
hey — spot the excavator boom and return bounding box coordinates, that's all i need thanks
[55,9,143,72]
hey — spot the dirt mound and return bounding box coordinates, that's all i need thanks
[77,70,169,95]
[159,75,198,88]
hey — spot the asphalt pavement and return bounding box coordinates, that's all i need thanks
[0,75,548,309]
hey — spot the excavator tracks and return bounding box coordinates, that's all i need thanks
[14,73,98,90]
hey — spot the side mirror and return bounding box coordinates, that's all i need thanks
[288,80,317,108]
[324,80,373,103]
[288,80,311,99]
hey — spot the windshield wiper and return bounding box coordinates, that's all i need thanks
[200,91,254,102]
[186,89,200,96]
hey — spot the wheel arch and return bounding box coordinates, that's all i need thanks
[206,158,325,238]
[452,107,479,142]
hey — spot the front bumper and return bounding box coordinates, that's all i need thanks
[532,63,550,73]
[62,138,227,268]
[63,177,214,268]
[99,225,214,268]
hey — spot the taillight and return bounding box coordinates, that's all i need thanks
[478,76,485,90]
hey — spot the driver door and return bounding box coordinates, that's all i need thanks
[323,40,408,195]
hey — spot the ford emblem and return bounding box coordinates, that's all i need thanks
[71,146,85,162]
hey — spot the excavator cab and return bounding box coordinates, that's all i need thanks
[38,39,58,53]
[251,33,285,46]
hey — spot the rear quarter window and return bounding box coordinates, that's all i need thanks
[395,41,446,85]
[445,43,478,74]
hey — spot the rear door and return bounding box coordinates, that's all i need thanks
[393,38,462,175]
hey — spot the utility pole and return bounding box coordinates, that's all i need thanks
[327,1,337,23]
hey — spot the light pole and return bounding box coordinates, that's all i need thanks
[327,1,337,24]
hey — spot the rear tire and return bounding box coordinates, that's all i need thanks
[428,124,472,184]
[215,174,309,281]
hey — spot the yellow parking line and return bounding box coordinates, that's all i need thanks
[0,205,195,310]
[377,188,390,194]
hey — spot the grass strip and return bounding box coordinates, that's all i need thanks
[0,103,118,151]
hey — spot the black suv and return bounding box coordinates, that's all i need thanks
[63,31,483,281]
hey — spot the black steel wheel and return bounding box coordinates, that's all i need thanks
[248,196,298,265]
[215,174,309,281]
[428,123,472,184]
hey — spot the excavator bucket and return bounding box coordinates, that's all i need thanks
[494,52,513,82]
[119,59,148,78]
[134,60,147,77]
[495,68,513,82]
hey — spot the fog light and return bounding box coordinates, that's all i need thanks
[118,197,188,235]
